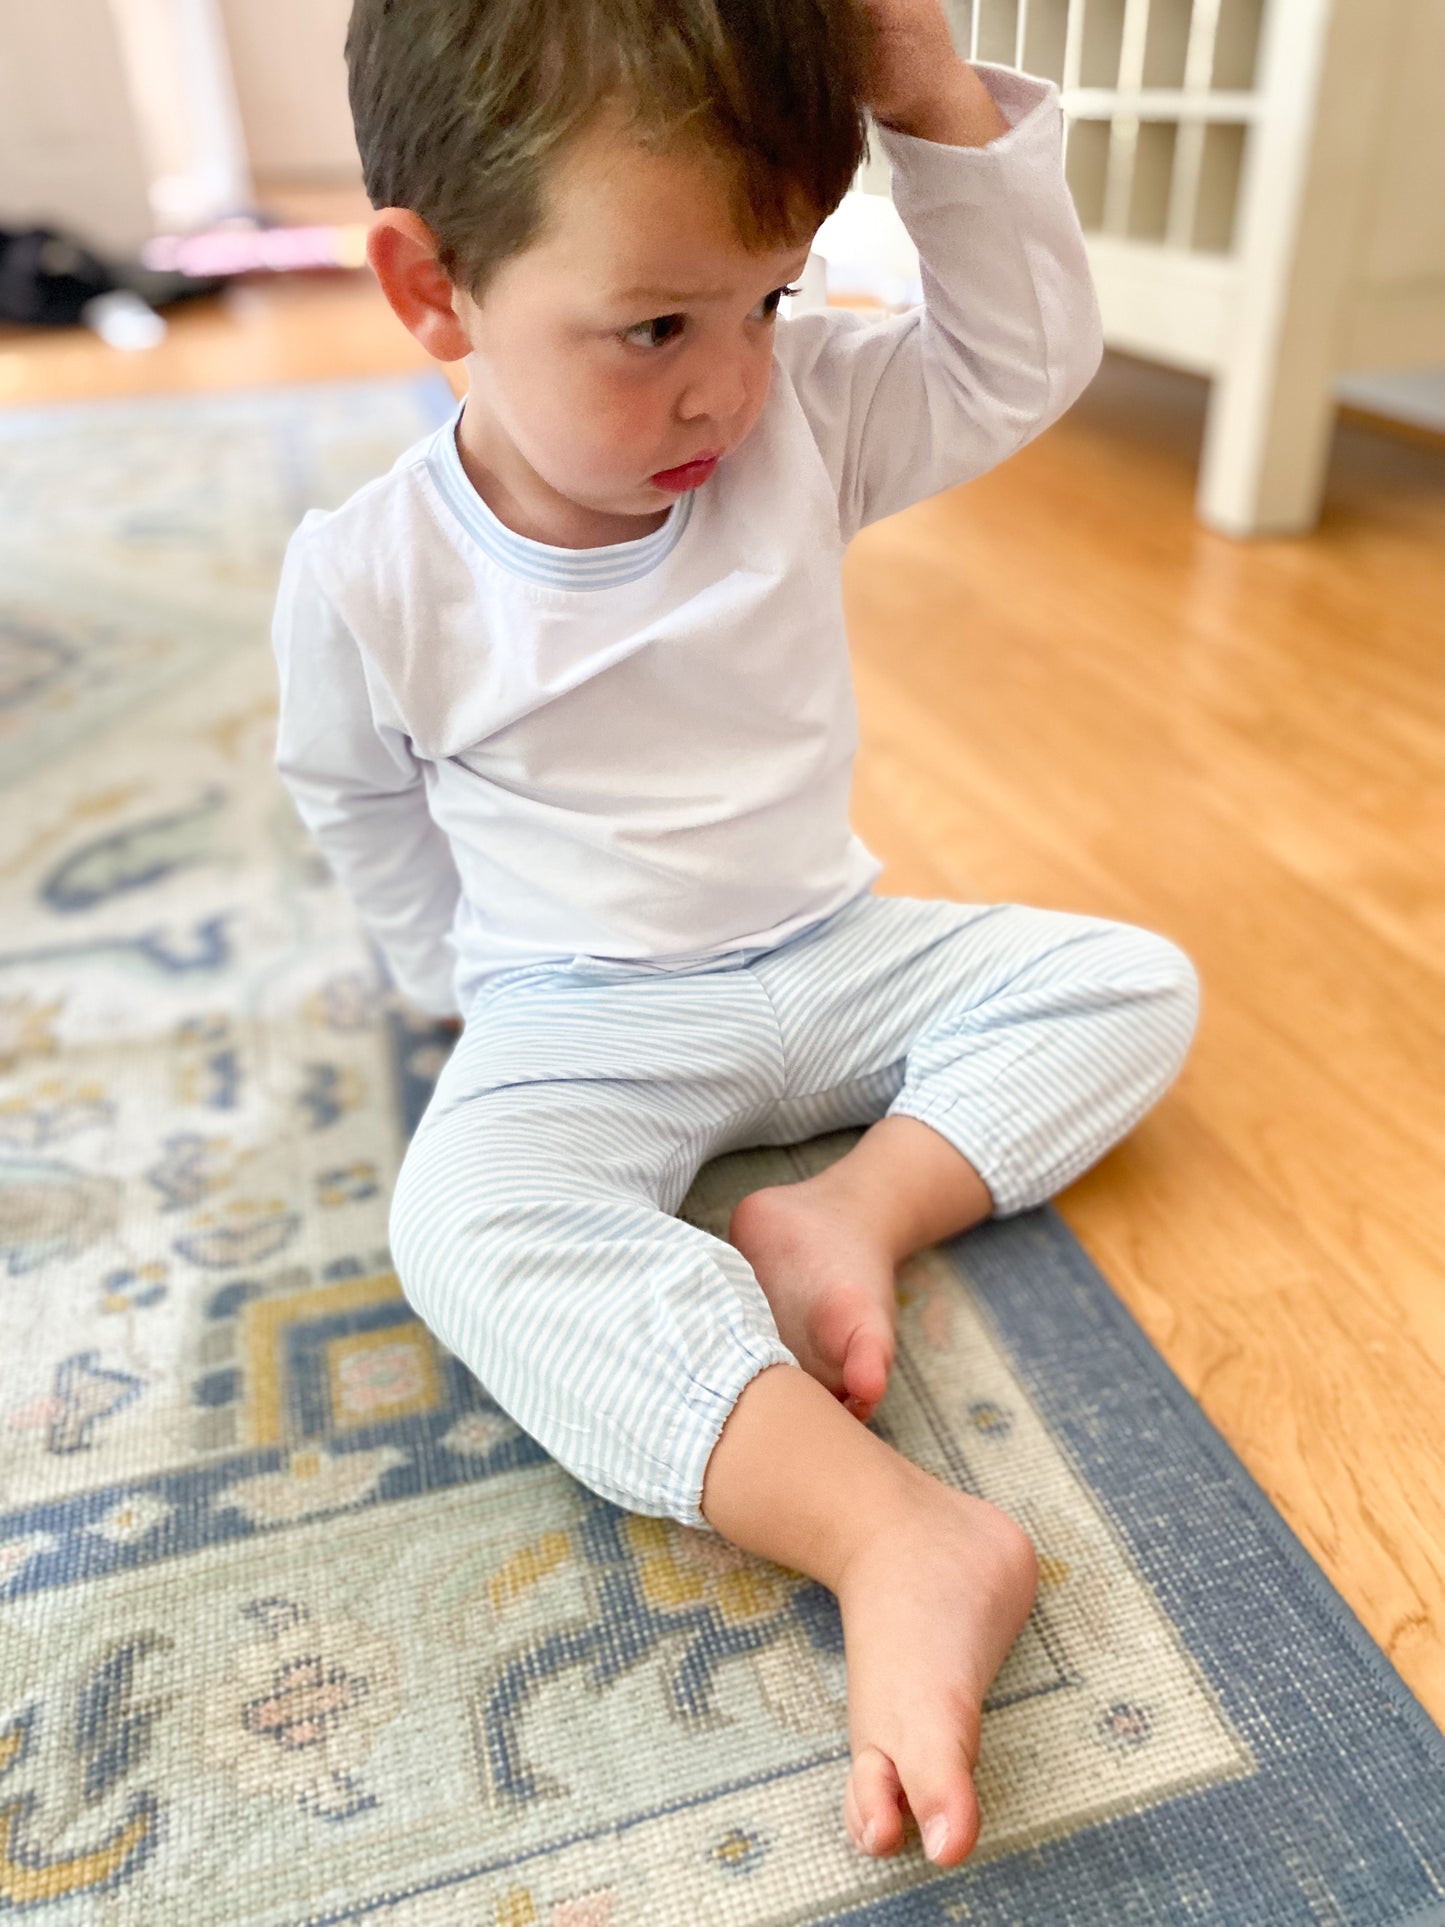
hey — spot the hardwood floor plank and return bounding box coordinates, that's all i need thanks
[850,655,1445,1143]
[1060,1105,1445,1724]
[0,277,434,405]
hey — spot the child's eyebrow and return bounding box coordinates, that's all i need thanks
[613,284,735,307]
[612,258,813,309]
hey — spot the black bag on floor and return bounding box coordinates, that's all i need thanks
[0,223,223,328]
[0,226,116,326]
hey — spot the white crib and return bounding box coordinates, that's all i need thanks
[854,0,1445,535]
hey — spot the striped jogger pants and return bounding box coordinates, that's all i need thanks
[389,892,1199,1527]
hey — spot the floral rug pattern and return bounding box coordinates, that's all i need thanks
[2,379,1441,1927]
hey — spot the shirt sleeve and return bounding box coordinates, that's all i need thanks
[776,65,1103,543]
[271,521,463,1017]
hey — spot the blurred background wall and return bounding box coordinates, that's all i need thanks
[215,0,355,181]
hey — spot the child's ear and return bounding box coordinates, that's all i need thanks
[366,211,473,362]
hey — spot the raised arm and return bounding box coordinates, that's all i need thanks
[272,524,463,1018]
[777,2,1102,541]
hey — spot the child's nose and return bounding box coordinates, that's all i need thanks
[677,349,754,426]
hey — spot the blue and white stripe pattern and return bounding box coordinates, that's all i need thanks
[390,893,1199,1527]
[425,407,694,590]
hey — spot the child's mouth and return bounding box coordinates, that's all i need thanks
[650,453,720,492]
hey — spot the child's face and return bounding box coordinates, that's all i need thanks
[453,118,816,526]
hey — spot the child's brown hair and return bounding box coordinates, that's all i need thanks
[346,0,873,294]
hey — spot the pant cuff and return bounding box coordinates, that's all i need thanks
[664,1338,800,1531]
[886,1096,1034,1217]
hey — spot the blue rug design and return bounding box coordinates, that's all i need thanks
[885,1211,1445,1926]
[0,375,1440,1926]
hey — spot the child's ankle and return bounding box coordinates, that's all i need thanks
[699,1363,926,1591]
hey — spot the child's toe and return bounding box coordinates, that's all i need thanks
[846,1744,906,1856]
[895,1742,980,1866]
[843,1325,892,1410]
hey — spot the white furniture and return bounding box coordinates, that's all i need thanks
[936,0,1445,535]
[0,0,249,256]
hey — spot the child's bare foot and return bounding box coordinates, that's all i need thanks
[729,1179,897,1423]
[835,1469,1038,1864]
[701,1366,1036,1868]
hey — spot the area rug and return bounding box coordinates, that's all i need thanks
[1,376,1442,1927]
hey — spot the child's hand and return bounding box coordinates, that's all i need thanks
[860,0,1009,146]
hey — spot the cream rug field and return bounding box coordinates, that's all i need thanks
[1,377,1442,1926]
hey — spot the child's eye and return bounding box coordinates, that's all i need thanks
[619,284,802,349]
[755,284,803,322]
[622,312,686,349]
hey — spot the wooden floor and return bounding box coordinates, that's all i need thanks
[4,273,1442,1729]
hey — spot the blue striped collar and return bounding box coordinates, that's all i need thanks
[427,406,693,590]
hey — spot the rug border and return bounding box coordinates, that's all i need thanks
[989,1204,1445,1769]
[880,1204,1445,1927]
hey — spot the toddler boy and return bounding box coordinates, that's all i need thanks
[272,0,1198,1869]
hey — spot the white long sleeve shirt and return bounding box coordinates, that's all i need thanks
[272,67,1102,1017]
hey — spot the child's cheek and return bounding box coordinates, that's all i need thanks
[590,374,671,462]
[528,355,670,488]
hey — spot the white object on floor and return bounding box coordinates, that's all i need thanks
[81,291,167,350]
